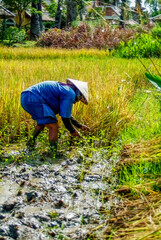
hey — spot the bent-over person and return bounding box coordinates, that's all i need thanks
[21,78,89,156]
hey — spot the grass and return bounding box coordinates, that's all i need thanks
[0,46,154,144]
[117,90,161,186]
[0,41,37,48]
[104,73,161,238]
[0,46,110,59]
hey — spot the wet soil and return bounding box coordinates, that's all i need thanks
[0,148,118,240]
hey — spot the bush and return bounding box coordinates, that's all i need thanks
[43,21,55,31]
[151,25,161,39]
[117,33,161,58]
[4,27,27,46]
[37,23,139,50]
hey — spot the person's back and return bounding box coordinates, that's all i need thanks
[22,81,76,116]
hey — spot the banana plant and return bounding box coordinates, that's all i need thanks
[145,73,161,91]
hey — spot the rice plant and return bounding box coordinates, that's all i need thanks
[0,47,160,146]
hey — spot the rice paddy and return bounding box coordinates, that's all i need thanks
[1,46,159,143]
[0,46,161,239]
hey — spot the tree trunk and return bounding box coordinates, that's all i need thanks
[66,0,78,26]
[55,0,63,28]
[120,0,126,28]
[30,2,40,40]
[1,18,6,41]
[38,0,43,31]
[78,0,84,21]
[79,10,83,21]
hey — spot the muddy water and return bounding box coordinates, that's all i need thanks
[0,148,118,240]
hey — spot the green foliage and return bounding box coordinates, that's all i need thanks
[80,215,85,224]
[118,66,161,189]
[43,0,57,18]
[4,27,27,46]
[11,41,36,48]
[87,7,104,20]
[120,90,161,144]
[145,73,161,90]
[118,160,161,186]
[30,7,42,15]
[152,181,161,192]
[2,0,32,11]
[117,33,161,58]
[49,211,59,218]
[151,25,161,39]
[43,21,55,31]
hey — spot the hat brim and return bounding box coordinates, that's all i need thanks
[66,78,88,105]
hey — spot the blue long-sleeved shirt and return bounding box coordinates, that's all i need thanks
[22,81,76,118]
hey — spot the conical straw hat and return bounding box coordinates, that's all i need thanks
[66,78,88,105]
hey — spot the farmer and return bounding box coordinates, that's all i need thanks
[21,79,89,155]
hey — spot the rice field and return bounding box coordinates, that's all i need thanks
[0,47,161,239]
[0,46,160,144]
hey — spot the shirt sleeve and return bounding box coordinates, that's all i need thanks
[70,116,82,128]
[62,117,75,133]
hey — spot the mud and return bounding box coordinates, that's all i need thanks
[0,148,118,240]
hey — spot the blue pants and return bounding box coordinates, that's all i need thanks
[21,91,57,125]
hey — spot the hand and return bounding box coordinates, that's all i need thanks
[71,129,80,137]
[81,125,90,131]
